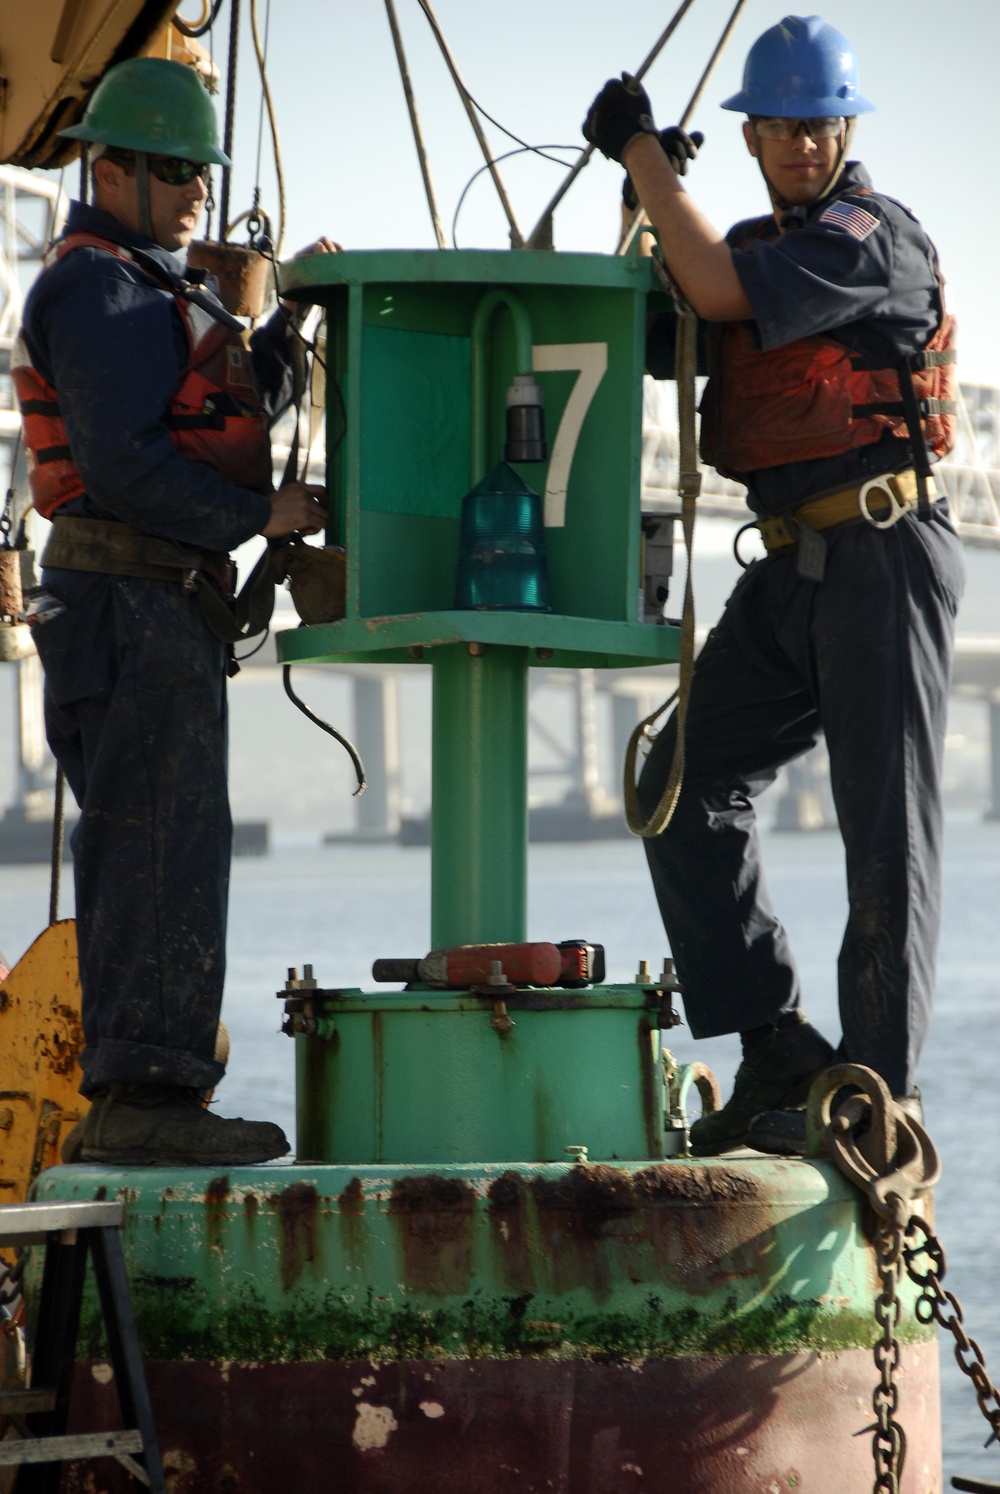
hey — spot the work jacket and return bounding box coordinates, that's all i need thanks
[15,231,273,521]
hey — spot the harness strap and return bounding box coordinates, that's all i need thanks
[896,357,935,522]
[41,515,278,644]
[623,264,699,840]
[852,398,956,419]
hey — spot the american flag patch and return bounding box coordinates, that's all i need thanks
[818,200,881,240]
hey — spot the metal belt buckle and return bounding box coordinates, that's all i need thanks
[858,474,907,530]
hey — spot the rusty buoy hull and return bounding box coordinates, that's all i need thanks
[32,1154,941,1493]
[62,1346,941,1493]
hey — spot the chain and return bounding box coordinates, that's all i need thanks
[0,430,21,549]
[903,1215,1000,1448]
[872,1220,907,1493]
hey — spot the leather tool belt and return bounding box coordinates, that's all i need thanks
[756,468,938,554]
[41,514,273,646]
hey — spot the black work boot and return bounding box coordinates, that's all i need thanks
[688,1013,835,1157]
[747,1088,924,1157]
[77,1084,288,1167]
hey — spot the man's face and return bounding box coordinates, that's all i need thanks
[742,120,842,206]
[94,155,208,251]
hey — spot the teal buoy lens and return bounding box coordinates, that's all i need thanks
[455,461,551,612]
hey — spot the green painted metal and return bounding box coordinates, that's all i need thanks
[430,645,528,947]
[276,609,679,669]
[292,982,671,1165]
[31,1158,936,1366]
[469,290,534,481]
[274,248,676,666]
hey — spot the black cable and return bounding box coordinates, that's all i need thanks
[220,0,241,234]
[463,91,582,168]
[452,144,582,249]
[48,767,65,925]
[282,665,366,795]
[234,626,270,665]
[174,0,227,37]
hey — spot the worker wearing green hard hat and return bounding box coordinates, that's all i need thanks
[58,57,230,244]
[14,57,332,1167]
[60,55,232,162]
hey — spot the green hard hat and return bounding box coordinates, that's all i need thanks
[60,57,231,166]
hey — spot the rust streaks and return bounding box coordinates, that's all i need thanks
[270,1181,320,1292]
[204,1175,230,1253]
[486,1171,535,1293]
[389,1175,476,1297]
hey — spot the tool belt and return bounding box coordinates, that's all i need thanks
[756,469,937,552]
[745,469,939,583]
[41,515,274,645]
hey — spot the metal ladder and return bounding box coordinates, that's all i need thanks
[0,1199,165,1492]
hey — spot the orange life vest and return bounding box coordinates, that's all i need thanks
[13,232,273,519]
[698,212,957,480]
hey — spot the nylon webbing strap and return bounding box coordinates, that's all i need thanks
[623,273,699,838]
[896,358,934,523]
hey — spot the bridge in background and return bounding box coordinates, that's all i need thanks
[1,163,999,848]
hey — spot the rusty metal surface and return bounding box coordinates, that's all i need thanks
[32,1157,937,1368]
[0,921,86,1215]
[59,1345,942,1494]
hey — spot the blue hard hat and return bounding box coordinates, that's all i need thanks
[721,14,876,117]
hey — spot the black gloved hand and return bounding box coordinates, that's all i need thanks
[622,127,705,210]
[583,73,658,164]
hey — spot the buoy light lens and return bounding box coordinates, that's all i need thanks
[455,462,551,612]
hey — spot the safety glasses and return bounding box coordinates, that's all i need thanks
[752,116,846,141]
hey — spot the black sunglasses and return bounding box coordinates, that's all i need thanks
[102,150,209,186]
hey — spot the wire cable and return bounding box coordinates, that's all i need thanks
[283,665,366,796]
[173,0,227,38]
[248,0,285,254]
[452,143,582,249]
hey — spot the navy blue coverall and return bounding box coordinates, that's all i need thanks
[21,200,291,1098]
[640,163,965,1098]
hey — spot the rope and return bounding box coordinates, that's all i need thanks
[623,271,699,838]
[384,0,447,249]
[618,0,750,256]
[416,0,525,247]
[49,767,65,925]
[248,0,285,255]
[525,0,700,248]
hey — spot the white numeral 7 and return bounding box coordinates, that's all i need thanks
[531,342,608,527]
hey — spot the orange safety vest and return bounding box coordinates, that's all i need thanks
[13,232,273,519]
[698,209,957,480]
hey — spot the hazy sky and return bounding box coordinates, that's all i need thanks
[205,0,1000,382]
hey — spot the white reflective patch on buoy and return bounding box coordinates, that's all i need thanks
[91,1362,113,1384]
[353,1402,398,1451]
[419,1401,445,1419]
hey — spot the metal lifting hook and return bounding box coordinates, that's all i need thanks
[805,1063,940,1225]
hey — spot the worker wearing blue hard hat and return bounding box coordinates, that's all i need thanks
[584,16,963,1155]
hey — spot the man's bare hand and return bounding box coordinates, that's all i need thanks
[293,236,342,256]
[261,482,329,538]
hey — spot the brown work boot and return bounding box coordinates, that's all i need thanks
[688,1013,835,1157]
[77,1084,288,1167]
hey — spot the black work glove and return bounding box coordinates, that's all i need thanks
[583,73,658,164]
[622,127,704,210]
